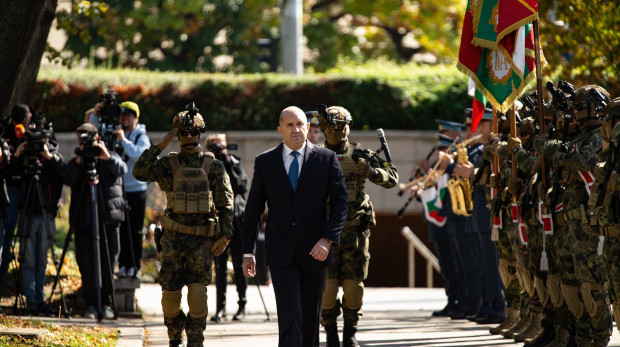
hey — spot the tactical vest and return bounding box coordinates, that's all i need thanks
[166,152,214,214]
[338,146,365,202]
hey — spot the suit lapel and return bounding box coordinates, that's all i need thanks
[297,140,315,187]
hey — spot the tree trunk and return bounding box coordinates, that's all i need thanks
[0,0,47,119]
[15,0,58,106]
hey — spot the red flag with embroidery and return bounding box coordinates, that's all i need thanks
[497,0,538,43]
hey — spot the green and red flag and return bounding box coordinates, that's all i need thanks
[473,0,538,48]
[468,78,487,132]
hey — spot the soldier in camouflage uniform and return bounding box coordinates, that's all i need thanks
[593,97,620,334]
[133,106,234,347]
[317,106,398,347]
[535,85,612,346]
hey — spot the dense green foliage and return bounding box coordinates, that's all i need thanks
[31,63,468,132]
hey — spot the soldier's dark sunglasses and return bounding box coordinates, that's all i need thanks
[179,128,201,137]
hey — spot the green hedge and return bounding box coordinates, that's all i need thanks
[29,64,469,132]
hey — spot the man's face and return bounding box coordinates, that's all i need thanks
[120,111,138,132]
[307,125,322,144]
[324,124,349,145]
[474,120,491,141]
[442,129,460,140]
[208,138,227,157]
[178,128,201,152]
[278,110,309,150]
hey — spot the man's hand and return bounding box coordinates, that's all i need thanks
[534,134,549,153]
[437,151,453,171]
[112,126,126,142]
[14,141,28,158]
[242,256,256,278]
[453,162,474,178]
[157,128,179,151]
[41,143,53,161]
[507,135,522,153]
[96,142,111,161]
[507,177,523,196]
[309,237,332,261]
[210,236,230,256]
[355,158,375,179]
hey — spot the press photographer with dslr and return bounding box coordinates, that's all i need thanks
[64,123,128,319]
[206,134,249,323]
[11,116,64,316]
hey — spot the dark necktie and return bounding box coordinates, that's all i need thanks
[288,151,299,192]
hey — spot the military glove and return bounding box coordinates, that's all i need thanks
[490,173,499,189]
[612,122,620,147]
[355,158,376,179]
[211,236,230,256]
[507,135,522,153]
[157,128,179,151]
[507,177,523,196]
[533,133,549,154]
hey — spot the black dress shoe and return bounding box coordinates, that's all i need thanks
[450,311,469,320]
[432,307,450,317]
[466,313,483,321]
[210,309,226,323]
[169,339,185,347]
[476,314,506,324]
[232,306,245,321]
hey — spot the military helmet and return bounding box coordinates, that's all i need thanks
[573,85,610,120]
[607,97,620,120]
[318,105,352,130]
[173,102,205,131]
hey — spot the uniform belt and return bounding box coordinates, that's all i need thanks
[161,214,217,237]
[601,224,620,238]
[344,217,362,229]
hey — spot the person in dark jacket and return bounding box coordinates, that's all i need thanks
[64,123,127,319]
[11,117,64,316]
[206,134,250,322]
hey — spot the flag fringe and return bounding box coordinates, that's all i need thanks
[497,14,539,43]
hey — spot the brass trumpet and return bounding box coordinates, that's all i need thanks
[446,136,480,216]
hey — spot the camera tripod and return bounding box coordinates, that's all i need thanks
[10,157,67,316]
[49,157,118,321]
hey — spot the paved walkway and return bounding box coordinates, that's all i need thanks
[7,284,619,346]
[135,283,620,347]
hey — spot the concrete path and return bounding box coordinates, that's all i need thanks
[136,283,620,347]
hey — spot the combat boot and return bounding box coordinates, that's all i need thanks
[514,312,543,342]
[545,325,572,347]
[501,312,531,339]
[325,324,340,347]
[185,315,206,347]
[342,325,360,347]
[490,307,519,335]
[523,318,555,347]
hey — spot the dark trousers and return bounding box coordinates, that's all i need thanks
[75,223,120,307]
[474,231,505,316]
[270,265,327,347]
[446,218,482,314]
[118,190,146,270]
[433,239,459,309]
[214,231,247,310]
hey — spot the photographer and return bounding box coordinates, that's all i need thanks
[112,102,150,277]
[206,134,249,322]
[64,123,127,319]
[0,104,32,294]
[11,117,64,316]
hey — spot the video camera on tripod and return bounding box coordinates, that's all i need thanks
[95,90,125,159]
[15,117,54,175]
[207,142,238,154]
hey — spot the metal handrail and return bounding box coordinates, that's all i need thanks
[401,226,441,288]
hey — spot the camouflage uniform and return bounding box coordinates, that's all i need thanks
[317,105,398,347]
[594,97,620,334]
[538,119,612,345]
[133,110,233,347]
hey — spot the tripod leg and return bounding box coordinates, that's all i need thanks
[89,183,104,321]
[122,188,137,277]
[11,178,35,314]
[254,277,270,321]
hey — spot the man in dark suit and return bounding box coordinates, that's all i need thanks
[242,106,348,347]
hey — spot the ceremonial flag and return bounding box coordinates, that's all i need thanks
[473,0,538,47]
[468,78,487,132]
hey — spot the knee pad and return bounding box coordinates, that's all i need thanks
[517,266,535,297]
[499,258,516,288]
[322,278,340,310]
[546,274,564,308]
[581,282,608,319]
[561,283,584,319]
[342,279,364,310]
[187,283,208,319]
[534,276,549,308]
[161,289,182,318]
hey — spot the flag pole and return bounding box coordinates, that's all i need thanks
[510,105,518,178]
[533,19,547,189]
